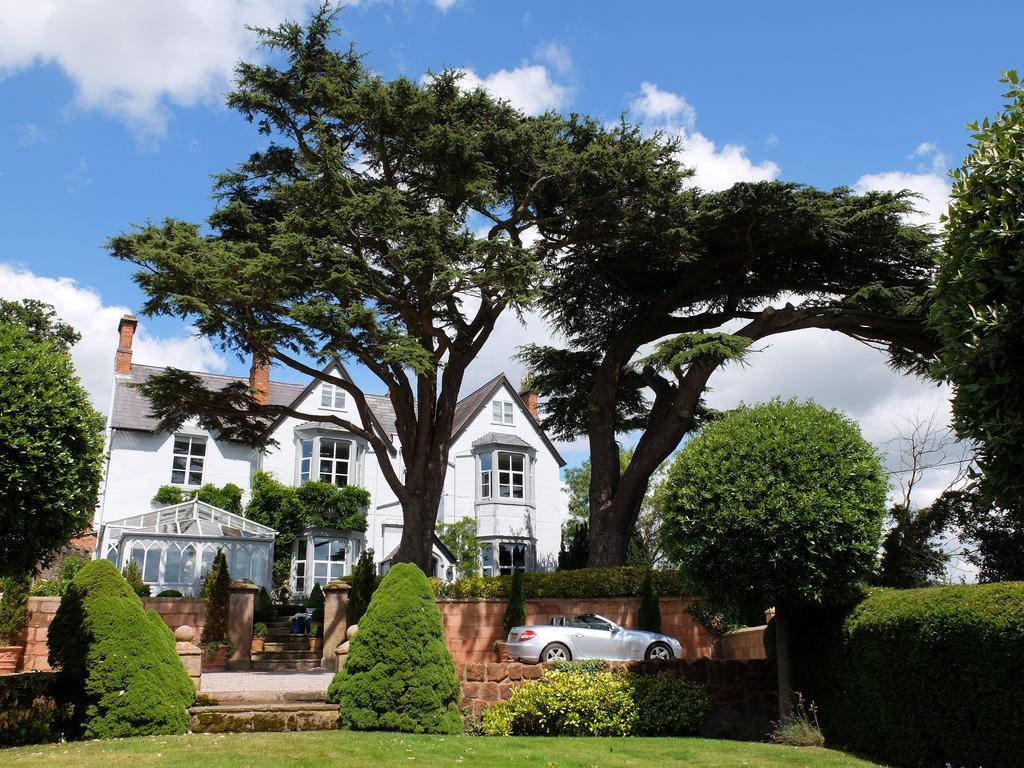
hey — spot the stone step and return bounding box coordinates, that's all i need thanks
[263,641,314,652]
[199,690,327,706]
[190,703,338,733]
[249,659,322,671]
[252,650,322,661]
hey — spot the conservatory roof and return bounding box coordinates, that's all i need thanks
[103,499,277,539]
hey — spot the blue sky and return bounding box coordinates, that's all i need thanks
[1,1,1019,529]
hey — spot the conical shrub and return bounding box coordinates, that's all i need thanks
[327,562,461,734]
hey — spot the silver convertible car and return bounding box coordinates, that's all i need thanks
[505,613,683,663]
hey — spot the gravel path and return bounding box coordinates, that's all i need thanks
[202,671,334,693]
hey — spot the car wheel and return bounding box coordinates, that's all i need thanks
[540,642,572,662]
[645,642,673,661]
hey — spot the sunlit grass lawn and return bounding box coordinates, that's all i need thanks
[2,731,884,767]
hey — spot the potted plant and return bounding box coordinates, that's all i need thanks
[306,583,325,635]
[201,548,232,671]
[251,622,268,653]
[308,623,323,652]
[0,575,30,674]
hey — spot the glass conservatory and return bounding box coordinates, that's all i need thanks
[97,499,277,595]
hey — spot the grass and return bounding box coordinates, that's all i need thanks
[2,731,883,767]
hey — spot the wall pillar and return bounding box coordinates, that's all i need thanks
[322,579,351,670]
[174,625,203,690]
[227,580,258,669]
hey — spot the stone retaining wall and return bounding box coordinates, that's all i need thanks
[719,625,767,661]
[439,596,713,665]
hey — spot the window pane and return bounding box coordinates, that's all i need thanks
[172,456,187,471]
[191,440,206,456]
[173,438,189,454]
[165,548,182,583]
[492,402,502,420]
[171,470,185,485]
[314,562,328,580]
[330,562,344,579]
[302,440,313,458]
[334,388,345,408]
[511,455,524,472]
[504,402,514,423]
[480,453,492,471]
[321,385,332,407]
[181,546,196,582]
[295,576,305,593]
[499,484,510,498]
[188,471,202,486]
[131,546,145,570]
[314,539,330,560]
[143,548,160,582]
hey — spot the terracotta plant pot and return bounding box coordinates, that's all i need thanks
[202,644,228,672]
[251,637,265,653]
[309,637,323,653]
[0,645,24,674]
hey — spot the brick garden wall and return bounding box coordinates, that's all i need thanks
[16,595,205,673]
[718,625,767,661]
[439,596,713,665]
[456,658,777,739]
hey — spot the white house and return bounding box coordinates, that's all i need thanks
[94,314,568,596]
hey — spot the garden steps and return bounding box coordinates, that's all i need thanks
[189,702,338,733]
[251,649,322,661]
[250,657,322,671]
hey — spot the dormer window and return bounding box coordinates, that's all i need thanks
[492,400,514,425]
[321,383,346,410]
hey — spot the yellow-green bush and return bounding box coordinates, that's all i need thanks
[434,567,690,600]
[47,559,195,739]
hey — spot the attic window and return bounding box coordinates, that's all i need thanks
[321,383,346,410]
[171,436,205,486]
[492,400,514,425]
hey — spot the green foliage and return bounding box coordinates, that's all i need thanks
[436,517,479,578]
[872,502,952,588]
[0,575,31,645]
[306,583,325,622]
[932,72,1024,565]
[0,317,104,580]
[252,622,268,639]
[153,483,244,515]
[661,399,887,610]
[769,694,825,748]
[347,548,377,626]
[0,298,80,350]
[817,584,1024,768]
[630,672,710,737]
[327,563,461,734]
[294,482,371,530]
[155,589,184,598]
[201,549,231,645]
[502,570,527,635]
[637,570,661,632]
[254,586,275,624]
[0,673,67,747]
[435,567,691,600]
[47,559,194,739]
[121,561,151,598]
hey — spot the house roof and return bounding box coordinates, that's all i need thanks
[471,432,533,449]
[111,364,563,466]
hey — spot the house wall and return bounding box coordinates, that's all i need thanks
[98,425,257,529]
[439,596,713,665]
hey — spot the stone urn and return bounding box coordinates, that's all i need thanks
[0,645,23,674]
[202,643,228,672]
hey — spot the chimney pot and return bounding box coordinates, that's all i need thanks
[114,314,138,375]
[519,374,539,421]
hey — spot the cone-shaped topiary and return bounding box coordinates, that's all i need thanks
[503,569,527,636]
[327,562,461,734]
[48,559,194,739]
[637,569,662,632]
[306,582,325,622]
[347,548,376,626]
[201,548,230,646]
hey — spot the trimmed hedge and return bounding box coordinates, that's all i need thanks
[797,584,1024,768]
[433,567,691,600]
[328,563,461,734]
[47,559,195,739]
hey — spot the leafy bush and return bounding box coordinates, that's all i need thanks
[152,482,243,514]
[637,569,661,632]
[47,559,194,739]
[435,567,691,600]
[327,563,461,734]
[503,570,526,635]
[347,548,376,626]
[306,583,325,622]
[0,574,30,644]
[31,555,88,597]
[121,561,151,597]
[0,673,68,747]
[813,584,1024,768]
[155,589,184,597]
[483,667,637,736]
[252,622,268,639]
[630,672,709,736]
[201,548,231,646]
[254,586,275,624]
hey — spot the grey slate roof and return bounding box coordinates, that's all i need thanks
[110,364,304,433]
[471,432,533,449]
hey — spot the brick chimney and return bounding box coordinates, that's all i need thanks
[519,375,539,421]
[114,314,138,375]
[250,353,271,406]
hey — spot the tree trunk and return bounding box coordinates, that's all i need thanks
[392,469,447,575]
[587,494,642,567]
[775,606,794,720]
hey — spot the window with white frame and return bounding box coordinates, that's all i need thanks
[299,439,313,483]
[497,451,525,499]
[321,383,346,409]
[480,540,530,575]
[312,537,347,586]
[171,435,205,486]
[492,400,514,425]
[480,452,492,498]
[318,438,350,486]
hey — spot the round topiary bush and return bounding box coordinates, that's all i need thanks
[327,562,461,734]
[48,559,194,739]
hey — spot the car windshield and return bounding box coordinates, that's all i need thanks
[570,614,614,631]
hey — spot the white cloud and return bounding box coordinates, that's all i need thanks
[434,0,459,10]
[533,42,572,76]
[452,64,570,115]
[0,263,226,411]
[0,0,315,135]
[853,170,951,228]
[628,81,779,191]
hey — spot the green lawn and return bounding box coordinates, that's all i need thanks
[2,731,883,767]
